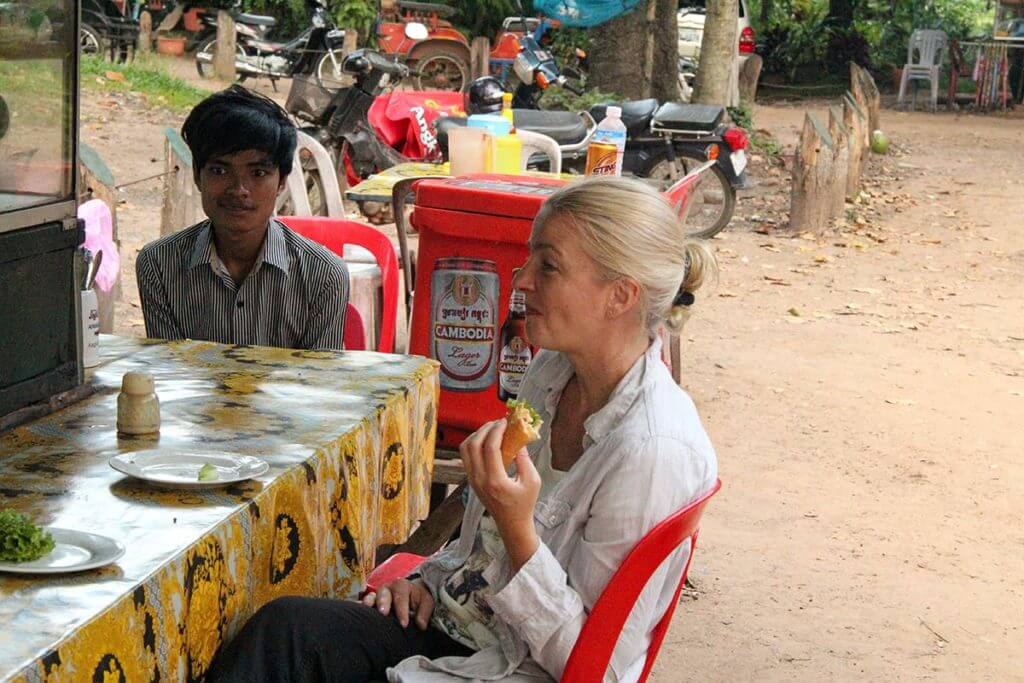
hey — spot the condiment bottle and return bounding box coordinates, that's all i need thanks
[117,371,160,436]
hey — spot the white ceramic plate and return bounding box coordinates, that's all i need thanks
[0,528,124,574]
[108,451,269,489]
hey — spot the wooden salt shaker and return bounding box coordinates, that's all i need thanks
[117,371,160,436]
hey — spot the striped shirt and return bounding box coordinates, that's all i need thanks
[136,220,348,350]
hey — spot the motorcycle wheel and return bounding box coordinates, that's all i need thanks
[639,151,736,239]
[277,154,330,216]
[411,44,469,92]
[195,36,246,80]
[81,23,104,56]
[316,49,349,89]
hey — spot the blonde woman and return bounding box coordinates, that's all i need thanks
[209,177,719,683]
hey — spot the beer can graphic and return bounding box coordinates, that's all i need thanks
[585,141,619,176]
[430,258,500,392]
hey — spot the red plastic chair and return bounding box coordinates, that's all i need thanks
[562,478,721,682]
[276,216,399,353]
[343,303,366,351]
[364,480,721,682]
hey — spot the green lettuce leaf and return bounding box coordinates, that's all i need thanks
[506,399,541,427]
[0,509,55,562]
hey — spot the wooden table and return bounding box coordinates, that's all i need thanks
[0,336,439,682]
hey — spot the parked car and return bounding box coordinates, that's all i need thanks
[677,0,756,67]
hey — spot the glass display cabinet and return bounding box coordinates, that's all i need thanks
[0,0,84,419]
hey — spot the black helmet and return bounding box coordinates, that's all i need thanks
[466,76,506,115]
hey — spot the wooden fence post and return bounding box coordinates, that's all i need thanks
[470,36,490,81]
[788,112,834,234]
[160,128,206,237]
[843,92,866,199]
[78,143,121,334]
[738,53,763,104]
[828,106,850,219]
[138,11,152,53]
[850,63,880,133]
[214,10,236,81]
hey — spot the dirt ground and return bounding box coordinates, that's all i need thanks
[80,63,1024,681]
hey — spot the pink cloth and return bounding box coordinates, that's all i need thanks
[77,199,120,293]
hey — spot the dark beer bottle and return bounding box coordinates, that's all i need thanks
[498,291,531,401]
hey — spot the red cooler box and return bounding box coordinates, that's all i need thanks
[409,174,567,450]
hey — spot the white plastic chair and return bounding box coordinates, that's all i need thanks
[278,130,345,217]
[898,29,948,112]
[516,129,562,175]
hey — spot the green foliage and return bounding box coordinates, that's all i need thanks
[726,102,781,159]
[727,103,753,131]
[0,509,54,563]
[330,0,376,42]
[448,0,531,39]
[538,85,620,112]
[547,26,591,65]
[752,133,782,158]
[758,1,830,82]
[856,0,994,71]
[748,0,994,82]
[81,55,211,112]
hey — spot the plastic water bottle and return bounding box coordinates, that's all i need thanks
[588,106,627,176]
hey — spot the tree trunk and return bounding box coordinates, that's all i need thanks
[588,0,679,101]
[827,0,856,24]
[738,53,763,104]
[694,0,739,106]
[760,0,772,25]
[214,11,237,81]
[138,11,152,53]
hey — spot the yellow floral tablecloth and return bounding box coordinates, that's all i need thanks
[0,336,439,682]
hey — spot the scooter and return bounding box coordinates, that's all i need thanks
[195,0,347,88]
[436,7,747,238]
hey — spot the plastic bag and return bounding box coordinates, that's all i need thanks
[78,199,121,293]
[533,0,644,28]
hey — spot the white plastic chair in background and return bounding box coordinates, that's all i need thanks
[516,129,562,175]
[898,29,948,112]
[278,130,346,217]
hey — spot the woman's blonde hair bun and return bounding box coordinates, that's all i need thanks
[536,176,718,335]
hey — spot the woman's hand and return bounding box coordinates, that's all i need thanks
[460,419,542,572]
[361,578,434,630]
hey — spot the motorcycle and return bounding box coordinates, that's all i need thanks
[286,12,745,236]
[435,4,747,238]
[195,0,347,88]
[281,48,421,217]
[678,55,697,103]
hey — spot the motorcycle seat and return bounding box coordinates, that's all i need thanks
[434,116,467,156]
[397,0,457,18]
[236,12,277,27]
[589,98,658,137]
[652,102,724,133]
[513,110,589,145]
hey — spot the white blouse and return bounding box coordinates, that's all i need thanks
[389,337,718,682]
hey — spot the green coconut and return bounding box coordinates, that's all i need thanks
[870,130,890,155]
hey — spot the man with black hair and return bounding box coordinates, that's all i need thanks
[136,85,348,350]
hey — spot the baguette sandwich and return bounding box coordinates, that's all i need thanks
[500,399,543,468]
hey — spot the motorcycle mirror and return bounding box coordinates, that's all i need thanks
[404,22,428,41]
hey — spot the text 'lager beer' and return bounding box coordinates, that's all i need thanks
[498,290,532,400]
